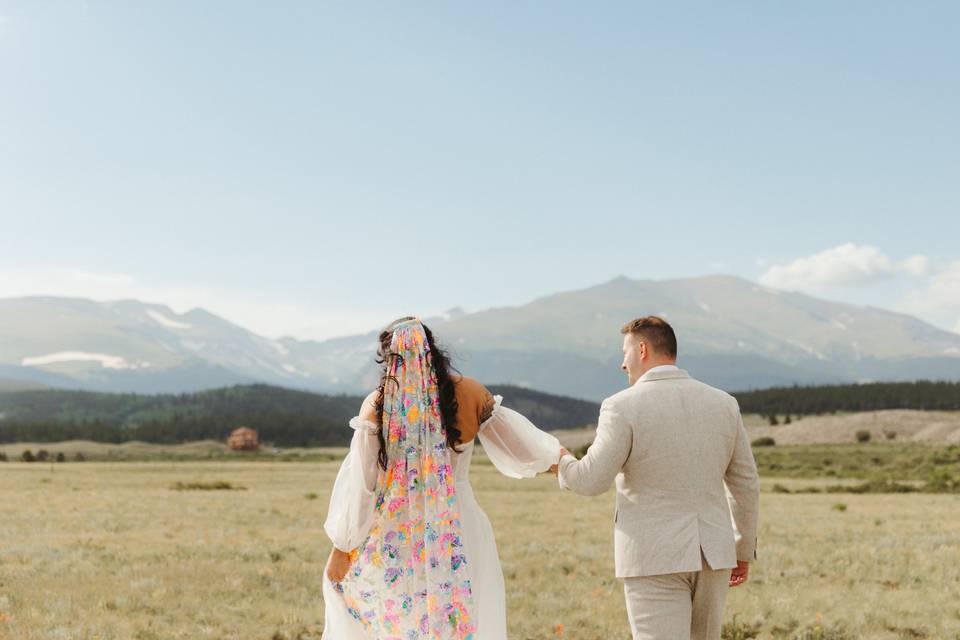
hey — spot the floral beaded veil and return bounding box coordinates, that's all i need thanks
[336,318,476,639]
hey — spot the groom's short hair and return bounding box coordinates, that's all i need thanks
[621,316,677,358]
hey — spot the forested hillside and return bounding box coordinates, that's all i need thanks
[733,381,960,416]
[0,383,600,446]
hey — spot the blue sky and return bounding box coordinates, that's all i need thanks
[1,2,958,339]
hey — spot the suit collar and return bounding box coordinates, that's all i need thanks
[637,367,690,384]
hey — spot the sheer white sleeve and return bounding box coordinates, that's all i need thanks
[323,417,381,552]
[477,395,562,479]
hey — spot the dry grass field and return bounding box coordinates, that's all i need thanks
[744,411,960,445]
[1,453,959,639]
[552,411,960,450]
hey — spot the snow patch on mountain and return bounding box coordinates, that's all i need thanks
[22,351,151,370]
[282,364,310,377]
[784,340,827,360]
[146,309,192,330]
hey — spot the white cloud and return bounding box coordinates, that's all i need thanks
[0,268,391,341]
[760,245,960,335]
[759,243,897,290]
[899,255,931,277]
[898,260,960,334]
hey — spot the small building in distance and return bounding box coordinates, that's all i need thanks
[227,426,260,451]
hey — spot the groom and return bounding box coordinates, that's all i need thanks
[554,316,760,640]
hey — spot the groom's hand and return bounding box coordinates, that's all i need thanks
[326,548,352,583]
[729,560,749,587]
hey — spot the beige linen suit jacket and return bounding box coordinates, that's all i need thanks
[558,368,760,578]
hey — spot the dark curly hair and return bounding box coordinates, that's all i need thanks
[373,317,462,471]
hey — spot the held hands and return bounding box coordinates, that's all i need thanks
[326,547,352,583]
[549,447,571,476]
[729,560,749,587]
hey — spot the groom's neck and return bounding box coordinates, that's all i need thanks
[639,358,677,376]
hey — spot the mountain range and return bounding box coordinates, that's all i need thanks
[1,276,958,400]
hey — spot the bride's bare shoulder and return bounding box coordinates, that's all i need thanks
[451,375,495,424]
[358,389,379,422]
[452,374,487,395]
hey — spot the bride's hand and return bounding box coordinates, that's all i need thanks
[729,560,749,587]
[549,448,571,475]
[326,548,352,583]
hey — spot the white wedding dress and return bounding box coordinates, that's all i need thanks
[322,395,561,639]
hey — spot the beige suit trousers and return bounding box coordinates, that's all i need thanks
[622,552,729,640]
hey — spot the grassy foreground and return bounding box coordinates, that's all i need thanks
[1,458,959,639]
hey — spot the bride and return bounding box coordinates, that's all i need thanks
[321,316,561,639]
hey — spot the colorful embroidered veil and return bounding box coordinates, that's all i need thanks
[337,318,476,639]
